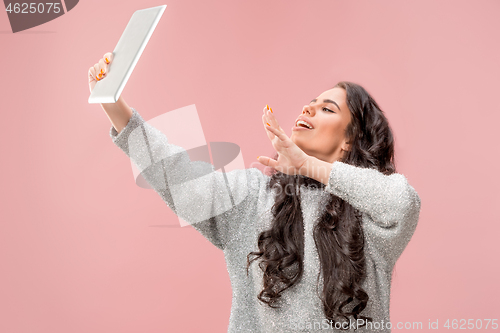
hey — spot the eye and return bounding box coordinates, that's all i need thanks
[323,107,334,113]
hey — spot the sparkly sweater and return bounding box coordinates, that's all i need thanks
[110,107,421,333]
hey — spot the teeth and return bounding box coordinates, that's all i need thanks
[296,120,312,129]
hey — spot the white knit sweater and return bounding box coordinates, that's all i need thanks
[110,107,421,332]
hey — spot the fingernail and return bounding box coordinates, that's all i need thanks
[270,107,273,113]
[266,104,269,110]
[98,73,102,78]
[266,123,270,126]
[257,156,260,159]
[105,58,109,63]
[100,69,104,74]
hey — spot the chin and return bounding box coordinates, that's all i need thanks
[291,137,302,149]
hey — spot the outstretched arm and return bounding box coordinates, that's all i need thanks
[109,107,269,251]
[89,53,270,251]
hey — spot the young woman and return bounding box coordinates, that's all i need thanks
[88,52,421,332]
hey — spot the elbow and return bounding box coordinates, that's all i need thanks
[399,180,422,228]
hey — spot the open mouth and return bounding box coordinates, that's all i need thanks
[295,120,313,129]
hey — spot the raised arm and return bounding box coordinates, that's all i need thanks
[108,107,269,251]
[89,53,270,251]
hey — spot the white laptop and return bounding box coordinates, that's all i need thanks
[88,5,167,104]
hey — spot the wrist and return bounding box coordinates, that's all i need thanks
[101,97,133,134]
[299,155,315,178]
[301,156,333,185]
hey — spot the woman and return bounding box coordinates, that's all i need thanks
[88,52,421,332]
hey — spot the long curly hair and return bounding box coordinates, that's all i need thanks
[246,81,397,328]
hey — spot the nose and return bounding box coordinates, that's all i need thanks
[302,104,315,116]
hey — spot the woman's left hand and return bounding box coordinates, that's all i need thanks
[257,105,311,176]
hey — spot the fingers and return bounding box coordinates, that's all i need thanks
[103,52,113,64]
[88,66,96,83]
[269,109,284,132]
[97,58,107,80]
[256,155,278,169]
[262,105,273,127]
[266,107,278,128]
[262,105,289,146]
[88,52,113,93]
[100,52,112,80]
[257,155,287,174]
[262,106,275,140]
[89,52,112,83]
[262,113,275,140]
[262,106,270,128]
[93,63,101,81]
[91,59,107,82]
[265,123,288,141]
[263,105,285,133]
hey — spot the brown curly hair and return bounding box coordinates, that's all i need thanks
[246,81,397,328]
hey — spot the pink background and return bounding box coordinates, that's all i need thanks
[1,0,499,332]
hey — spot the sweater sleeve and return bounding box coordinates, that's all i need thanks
[109,107,268,251]
[324,161,421,267]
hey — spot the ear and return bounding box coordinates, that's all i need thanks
[341,141,351,152]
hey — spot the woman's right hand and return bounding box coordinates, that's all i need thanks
[87,51,132,133]
[88,52,113,93]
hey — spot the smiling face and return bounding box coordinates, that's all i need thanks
[290,87,352,163]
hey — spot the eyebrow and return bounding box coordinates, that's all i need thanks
[310,99,341,111]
